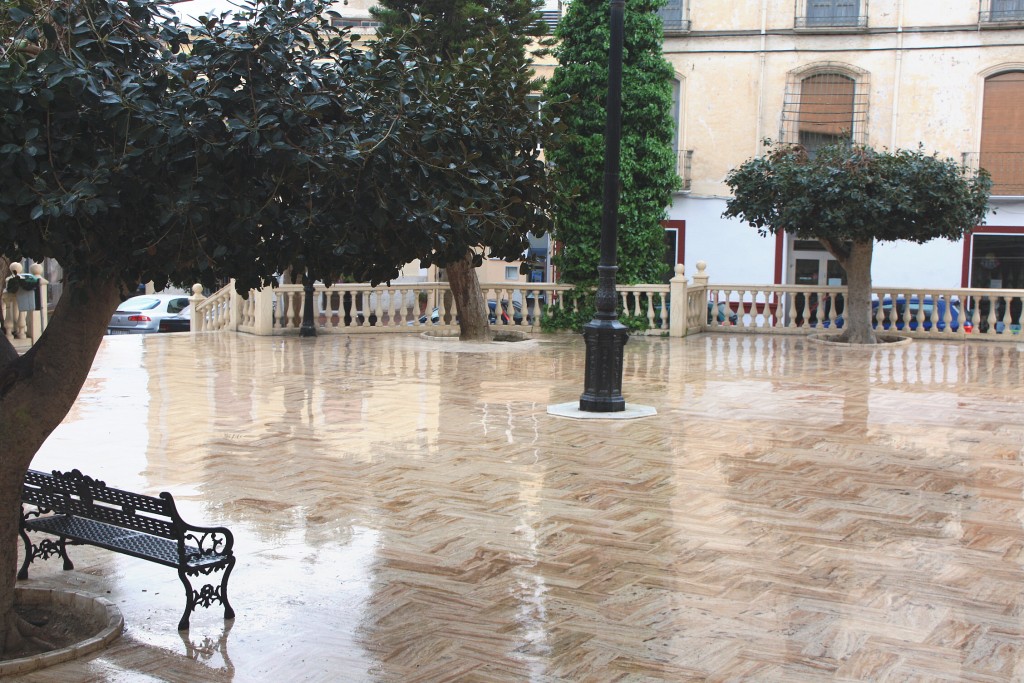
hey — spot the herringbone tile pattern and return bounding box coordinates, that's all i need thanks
[16,333,1024,681]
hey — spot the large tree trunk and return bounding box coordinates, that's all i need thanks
[833,240,876,344]
[445,251,491,342]
[0,277,121,654]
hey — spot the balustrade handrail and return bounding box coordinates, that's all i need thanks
[186,264,1024,342]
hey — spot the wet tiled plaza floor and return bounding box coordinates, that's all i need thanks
[16,331,1024,682]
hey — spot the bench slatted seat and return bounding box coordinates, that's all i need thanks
[19,468,235,630]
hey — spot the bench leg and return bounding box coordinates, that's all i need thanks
[59,537,74,571]
[17,530,74,580]
[177,559,236,631]
[221,556,236,621]
[177,569,196,631]
[17,525,32,580]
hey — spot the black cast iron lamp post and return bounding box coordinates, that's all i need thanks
[579,0,628,412]
[300,269,317,337]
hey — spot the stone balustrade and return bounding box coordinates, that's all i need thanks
[3,263,49,345]
[183,263,1024,342]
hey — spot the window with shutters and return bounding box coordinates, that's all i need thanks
[796,0,866,29]
[658,0,690,33]
[780,68,869,154]
[981,0,1024,23]
[980,72,1024,195]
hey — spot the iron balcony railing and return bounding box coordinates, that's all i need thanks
[678,150,693,191]
[659,1,691,33]
[794,0,868,29]
[980,0,1024,23]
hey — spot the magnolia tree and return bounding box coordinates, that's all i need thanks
[371,0,557,340]
[724,142,992,344]
[0,0,557,650]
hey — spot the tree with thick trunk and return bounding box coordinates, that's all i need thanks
[724,143,992,344]
[0,0,556,651]
[371,0,558,341]
[0,280,120,649]
[445,251,492,341]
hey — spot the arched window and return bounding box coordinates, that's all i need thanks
[981,71,1024,195]
[780,67,869,154]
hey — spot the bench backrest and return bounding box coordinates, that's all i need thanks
[22,469,179,540]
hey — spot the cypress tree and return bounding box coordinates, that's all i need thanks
[544,0,679,285]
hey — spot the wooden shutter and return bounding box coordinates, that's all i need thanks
[982,72,1024,193]
[798,74,856,136]
[807,0,859,24]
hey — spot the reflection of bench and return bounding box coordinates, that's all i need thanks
[19,468,236,630]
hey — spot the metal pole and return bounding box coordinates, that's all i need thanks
[579,0,628,412]
[300,270,317,337]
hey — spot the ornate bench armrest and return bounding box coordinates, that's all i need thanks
[160,493,234,561]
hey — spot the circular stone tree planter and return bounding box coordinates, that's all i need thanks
[0,587,124,677]
[807,332,912,346]
[420,329,532,343]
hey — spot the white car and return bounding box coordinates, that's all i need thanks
[107,294,191,334]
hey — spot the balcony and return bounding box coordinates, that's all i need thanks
[659,1,691,34]
[795,1,868,30]
[980,0,1024,24]
[678,150,693,191]
[962,152,1024,196]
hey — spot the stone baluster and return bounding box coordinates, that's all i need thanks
[29,264,48,334]
[189,284,205,333]
[2,262,20,340]
[985,294,997,336]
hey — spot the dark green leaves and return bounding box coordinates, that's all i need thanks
[724,141,992,246]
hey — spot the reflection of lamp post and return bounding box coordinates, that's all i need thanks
[579,0,627,412]
[300,270,316,337]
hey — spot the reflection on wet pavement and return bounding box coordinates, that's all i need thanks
[18,332,1024,681]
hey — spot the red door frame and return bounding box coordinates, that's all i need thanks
[961,225,1024,287]
[662,220,686,272]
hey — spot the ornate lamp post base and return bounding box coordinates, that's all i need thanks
[300,274,317,338]
[579,319,628,412]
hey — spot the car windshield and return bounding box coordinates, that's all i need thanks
[117,297,162,311]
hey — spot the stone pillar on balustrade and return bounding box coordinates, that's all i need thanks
[251,287,275,336]
[691,261,709,288]
[27,264,48,343]
[669,263,687,338]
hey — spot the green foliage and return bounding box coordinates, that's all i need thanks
[540,290,654,333]
[723,142,993,247]
[543,0,679,286]
[370,0,558,271]
[0,0,561,296]
[371,0,550,63]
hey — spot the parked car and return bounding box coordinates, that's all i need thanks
[107,294,191,334]
[707,301,739,325]
[488,300,523,325]
[828,295,965,332]
[158,306,191,333]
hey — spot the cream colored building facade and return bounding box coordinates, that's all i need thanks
[663,0,1024,290]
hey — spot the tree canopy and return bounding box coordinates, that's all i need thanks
[0,0,560,649]
[371,0,559,339]
[543,0,679,286]
[724,142,992,343]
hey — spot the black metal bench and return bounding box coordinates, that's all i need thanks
[18,468,236,630]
